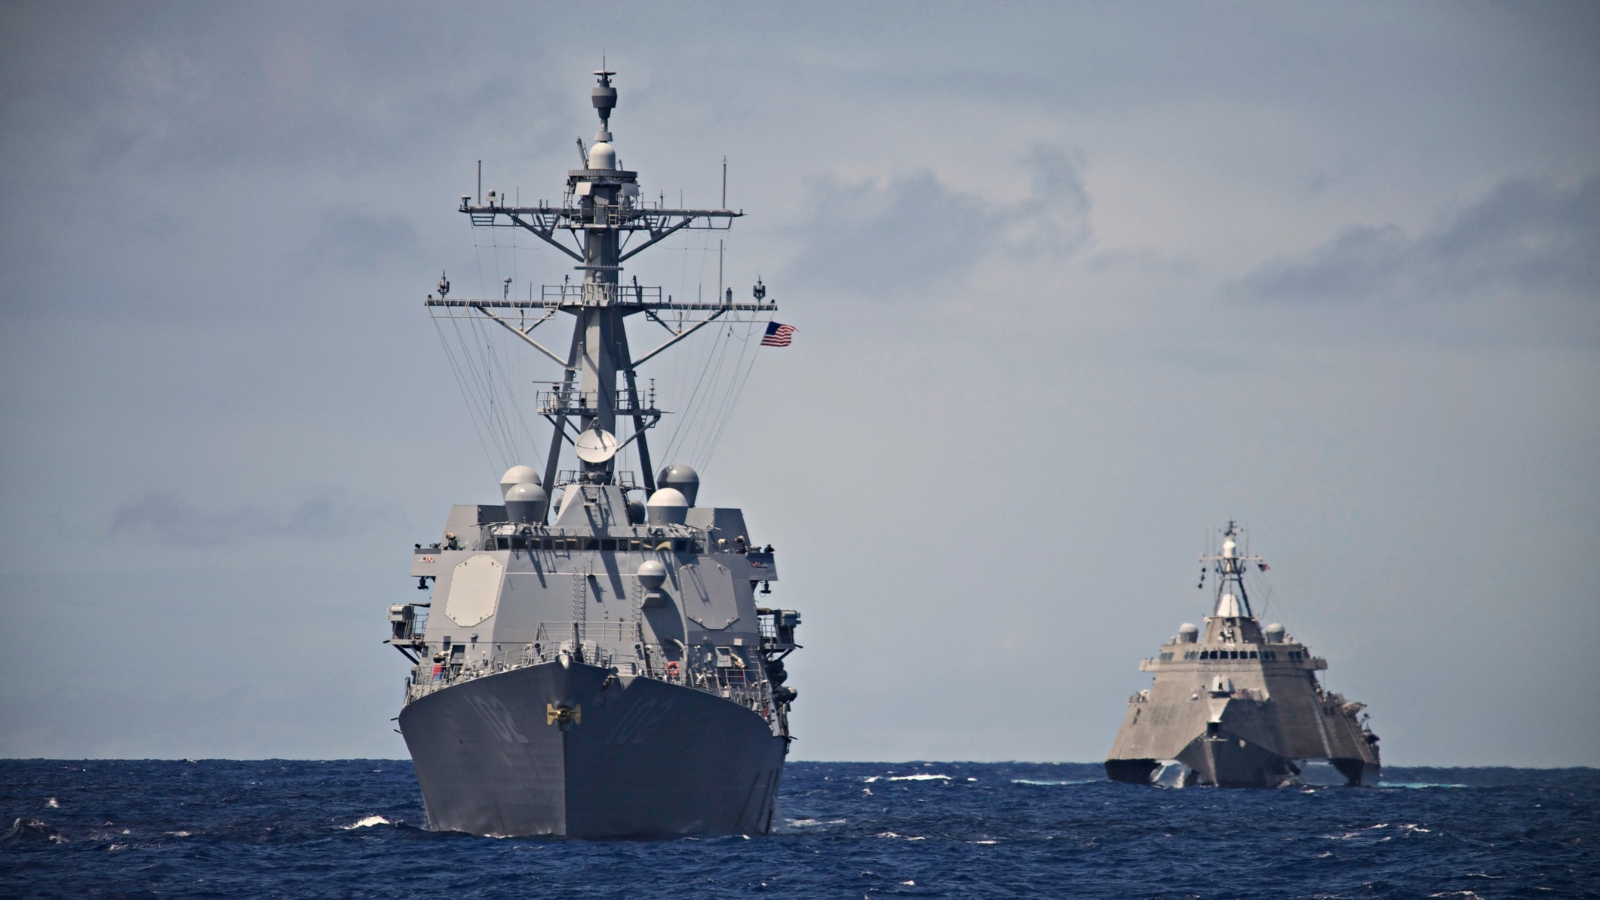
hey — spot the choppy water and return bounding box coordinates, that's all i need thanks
[3,760,1595,898]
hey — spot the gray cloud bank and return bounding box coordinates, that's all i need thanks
[1236,175,1600,308]
[782,144,1091,296]
[108,490,369,547]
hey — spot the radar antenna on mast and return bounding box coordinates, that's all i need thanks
[426,69,774,495]
[1200,520,1264,618]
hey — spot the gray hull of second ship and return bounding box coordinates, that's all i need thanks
[399,661,787,837]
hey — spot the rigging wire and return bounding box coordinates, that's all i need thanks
[691,317,762,472]
[439,217,769,483]
[432,318,500,478]
[426,219,564,475]
[660,299,729,462]
[451,317,517,467]
[700,329,765,471]
[683,326,737,459]
[469,314,544,461]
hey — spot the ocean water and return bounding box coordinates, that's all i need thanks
[2,760,1595,899]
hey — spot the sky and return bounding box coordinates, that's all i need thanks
[1,2,1596,766]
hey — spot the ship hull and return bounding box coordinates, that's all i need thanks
[1176,733,1300,788]
[398,660,787,837]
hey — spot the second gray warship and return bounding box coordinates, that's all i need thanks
[384,71,801,837]
[1105,523,1380,788]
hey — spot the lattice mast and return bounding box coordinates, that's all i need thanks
[1200,520,1262,618]
[426,70,775,494]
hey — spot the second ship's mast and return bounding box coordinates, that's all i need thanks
[1201,520,1261,618]
[427,70,776,498]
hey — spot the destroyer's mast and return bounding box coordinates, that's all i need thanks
[427,69,775,495]
[1201,520,1261,618]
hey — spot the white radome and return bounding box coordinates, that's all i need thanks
[500,465,537,498]
[588,141,616,170]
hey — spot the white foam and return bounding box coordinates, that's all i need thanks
[342,815,391,830]
[45,798,59,809]
[886,773,950,782]
[974,839,998,845]
[1011,778,1094,786]
[787,818,846,828]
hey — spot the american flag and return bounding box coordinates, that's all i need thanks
[761,321,796,347]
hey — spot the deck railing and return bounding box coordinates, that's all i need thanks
[403,622,774,717]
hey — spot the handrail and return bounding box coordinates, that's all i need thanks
[402,624,774,717]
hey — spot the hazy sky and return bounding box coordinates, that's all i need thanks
[2,2,1596,766]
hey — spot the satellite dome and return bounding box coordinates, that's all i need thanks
[588,141,616,170]
[1178,623,1200,643]
[500,465,537,498]
[657,464,700,506]
[1222,536,1237,559]
[636,559,667,591]
[627,497,647,525]
[505,482,549,524]
[646,487,689,526]
[1264,622,1286,643]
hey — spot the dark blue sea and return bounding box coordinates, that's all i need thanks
[2,760,1596,899]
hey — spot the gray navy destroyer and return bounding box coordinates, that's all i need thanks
[385,70,801,837]
[1106,523,1380,788]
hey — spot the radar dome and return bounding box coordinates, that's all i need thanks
[646,488,689,526]
[500,465,537,498]
[505,482,549,524]
[588,141,616,170]
[1178,623,1200,643]
[636,559,667,592]
[1264,622,1286,643]
[657,464,700,506]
